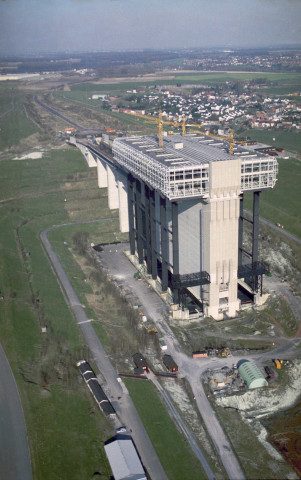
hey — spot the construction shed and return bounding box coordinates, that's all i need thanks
[87,379,116,418]
[162,354,178,372]
[77,361,95,378]
[193,351,207,358]
[104,438,147,480]
[133,353,148,370]
[237,359,268,389]
[76,360,116,418]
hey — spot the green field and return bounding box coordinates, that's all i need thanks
[0,149,114,480]
[175,72,301,84]
[256,86,301,96]
[69,72,301,93]
[242,129,301,155]
[244,157,301,239]
[124,378,207,480]
[0,91,39,150]
[54,90,158,133]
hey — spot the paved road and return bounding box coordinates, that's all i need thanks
[100,244,245,480]
[33,96,103,136]
[244,209,301,246]
[34,96,86,130]
[0,343,33,480]
[40,222,168,480]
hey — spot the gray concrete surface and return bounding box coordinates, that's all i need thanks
[0,343,33,480]
[40,222,168,480]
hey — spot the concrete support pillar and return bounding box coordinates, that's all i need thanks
[145,186,152,275]
[172,202,179,303]
[135,179,144,264]
[238,194,244,268]
[107,164,119,210]
[201,158,241,320]
[97,157,108,188]
[118,172,129,233]
[252,191,260,264]
[150,189,157,280]
[127,174,135,255]
[252,191,260,293]
[160,196,168,291]
[86,149,97,168]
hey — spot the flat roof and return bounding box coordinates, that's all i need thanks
[104,439,146,480]
[116,134,269,169]
[78,361,93,376]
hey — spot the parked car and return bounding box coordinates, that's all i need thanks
[116,426,126,433]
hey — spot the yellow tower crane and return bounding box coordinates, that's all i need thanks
[185,127,244,155]
[124,110,242,153]
[125,110,187,147]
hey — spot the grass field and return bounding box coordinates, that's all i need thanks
[244,157,301,239]
[0,91,39,150]
[256,86,301,96]
[174,72,301,84]
[242,129,301,155]
[124,378,207,480]
[69,72,301,93]
[54,91,157,134]
[0,148,114,480]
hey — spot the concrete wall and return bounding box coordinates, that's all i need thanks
[178,199,203,276]
[107,164,119,210]
[202,159,241,319]
[97,157,108,188]
[118,172,129,233]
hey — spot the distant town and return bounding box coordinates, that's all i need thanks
[107,80,300,134]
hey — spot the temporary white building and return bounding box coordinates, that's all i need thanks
[104,438,146,480]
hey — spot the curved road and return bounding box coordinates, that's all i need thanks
[0,343,33,480]
[40,221,168,480]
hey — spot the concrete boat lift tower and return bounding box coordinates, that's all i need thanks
[73,133,278,321]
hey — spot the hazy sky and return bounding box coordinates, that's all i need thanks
[1,0,300,55]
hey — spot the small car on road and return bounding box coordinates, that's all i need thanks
[116,426,126,433]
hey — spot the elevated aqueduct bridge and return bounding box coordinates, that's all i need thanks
[71,133,278,321]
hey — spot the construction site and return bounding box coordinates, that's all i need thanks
[73,122,278,321]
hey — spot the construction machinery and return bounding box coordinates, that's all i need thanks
[124,110,243,154]
[134,265,144,279]
[126,109,186,147]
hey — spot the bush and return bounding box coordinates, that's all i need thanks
[72,231,90,255]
